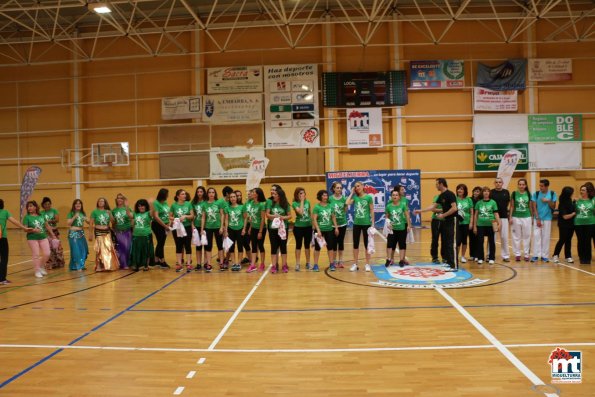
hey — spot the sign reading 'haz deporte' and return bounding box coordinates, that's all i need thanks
[474,144,529,171]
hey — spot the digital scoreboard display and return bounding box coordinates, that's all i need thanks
[322,71,408,107]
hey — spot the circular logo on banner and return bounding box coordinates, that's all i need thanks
[368,263,489,289]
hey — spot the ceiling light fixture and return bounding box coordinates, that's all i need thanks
[88,1,112,14]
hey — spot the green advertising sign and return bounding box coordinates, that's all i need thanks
[474,144,529,171]
[528,114,582,142]
[270,105,292,112]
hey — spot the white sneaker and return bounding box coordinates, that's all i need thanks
[552,255,559,263]
[349,263,359,272]
[364,264,371,272]
[35,271,43,278]
[477,259,484,264]
[40,268,48,276]
[460,256,467,263]
[566,258,574,263]
[488,260,495,264]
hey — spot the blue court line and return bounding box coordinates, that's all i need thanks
[0,272,187,389]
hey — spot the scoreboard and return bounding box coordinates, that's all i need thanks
[322,71,408,107]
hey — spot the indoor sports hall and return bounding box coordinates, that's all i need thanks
[0,1,593,396]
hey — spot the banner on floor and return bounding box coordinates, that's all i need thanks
[206,66,263,94]
[161,96,201,120]
[346,108,383,148]
[528,114,582,142]
[325,170,421,227]
[210,147,265,179]
[265,64,320,148]
[529,58,572,81]
[409,60,465,89]
[476,59,527,90]
[202,93,262,123]
[474,144,529,171]
[473,87,518,111]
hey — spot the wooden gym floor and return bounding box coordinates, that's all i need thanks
[0,227,593,397]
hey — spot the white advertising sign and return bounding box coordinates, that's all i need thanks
[161,96,201,120]
[473,114,528,144]
[528,142,581,170]
[529,59,572,81]
[473,87,518,112]
[202,93,262,123]
[346,108,383,148]
[207,66,263,94]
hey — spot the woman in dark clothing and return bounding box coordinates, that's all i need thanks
[552,187,576,263]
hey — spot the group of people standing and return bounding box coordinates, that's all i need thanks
[420,177,595,268]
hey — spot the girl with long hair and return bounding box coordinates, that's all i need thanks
[170,189,193,272]
[468,186,482,261]
[312,190,338,271]
[246,188,267,273]
[201,187,225,272]
[473,187,500,264]
[552,186,575,263]
[67,199,89,271]
[152,188,171,269]
[575,185,594,264]
[23,200,56,278]
[329,181,348,268]
[346,181,374,272]
[41,197,65,269]
[191,186,207,271]
[226,191,247,271]
[292,187,312,271]
[510,179,533,262]
[455,184,473,264]
[112,193,133,269]
[266,187,291,273]
[131,199,155,271]
[385,189,412,267]
[89,197,119,271]
[235,190,251,263]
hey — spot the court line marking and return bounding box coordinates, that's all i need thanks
[1,342,593,353]
[186,371,196,379]
[434,286,559,397]
[173,386,184,395]
[555,262,595,276]
[207,265,270,350]
[197,358,206,364]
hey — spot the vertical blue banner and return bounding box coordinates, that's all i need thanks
[325,169,421,227]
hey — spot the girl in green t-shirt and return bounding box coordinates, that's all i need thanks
[385,190,412,268]
[90,197,119,271]
[266,187,291,274]
[455,184,474,264]
[112,193,133,270]
[191,186,207,271]
[151,188,171,269]
[200,187,225,272]
[67,199,89,271]
[473,187,500,264]
[170,189,193,272]
[330,181,348,269]
[245,188,268,273]
[225,191,247,271]
[292,187,312,272]
[131,199,155,271]
[23,200,56,278]
[234,189,251,265]
[575,185,594,264]
[346,181,374,272]
[41,196,65,269]
[509,178,533,262]
[312,190,338,272]
[0,198,31,283]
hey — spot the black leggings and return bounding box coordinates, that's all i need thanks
[0,238,8,282]
[227,228,244,253]
[456,224,470,247]
[269,228,288,255]
[315,230,337,251]
[353,224,370,249]
[476,226,495,261]
[293,226,312,250]
[553,224,574,259]
[173,226,192,255]
[334,225,347,251]
[387,229,407,250]
[151,221,167,259]
[204,228,223,252]
[250,228,266,253]
[575,224,594,264]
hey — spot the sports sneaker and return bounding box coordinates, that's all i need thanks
[432,258,441,264]
[312,264,320,272]
[488,260,495,264]
[337,261,344,268]
[477,259,484,264]
[384,259,391,267]
[175,264,183,272]
[258,263,265,272]
[398,260,405,268]
[531,257,539,262]
[502,257,510,262]
[40,268,48,276]
[143,266,149,271]
[35,270,43,278]
[204,264,213,273]
[443,266,456,272]
[442,259,448,264]
[271,265,278,274]
[515,256,521,262]
[329,263,336,271]
[295,264,300,272]
[365,264,371,272]
[349,263,358,272]
[524,256,530,262]
[186,265,193,273]
[305,263,311,270]
[233,264,241,272]
[460,256,467,263]
[195,264,202,272]
[552,255,559,263]
[241,257,250,264]
[160,262,171,269]
[541,257,549,263]
[282,264,289,273]
[0,280,10,285]
[402,259,410,266]
[246,264,257,273]
[566,258,574,263]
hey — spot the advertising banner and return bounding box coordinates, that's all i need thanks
[528,114,582,142]
[207,66,263,94]
[497,150,523,189]
[474,144,529,171]
[347,108,383,148]
[210,147,265,179]
[410,60,465,89]
[473,87,518,111]
[161,96,201,120]
[473,114,528,144]
[246,157,270,190]
[202,93,262,123]
[265,64,320,148]
[325,170,421,227]
[476,59,527,90]
[529,143,581,170]
[529,59,572,81]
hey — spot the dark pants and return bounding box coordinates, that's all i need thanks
[456,224,470,248]
[575,224,594,264]
[468,228,478,259]
[151,222,167,259]
[553,224,574,259]
[269,228,287,254]
[0,238,8,282]
[314,230,337,251]
[439,217,457,267]
[430,219,445,260]
[387,229,407,250]
[293,226,312,250]
[477,226,495,261]
[173,226,192,254]
[353,224,370,250]
[227,228,244,254]
[334,225,347,252]
[250,228,266,253]
[204,228,223,252]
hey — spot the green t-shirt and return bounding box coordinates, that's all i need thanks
[574,198,595,226]
[203,200,224,229]
[353,195,373,226]
[512,191,531,218]
[91,209,111,227]
[133,211,152,236]
[67,211,86,228]
[192,201,204,227]
[313,203,334,232]
[267,202,289,229]
[329,195,347,226]
[226,204,245,231]
[41,208,58,228]
[0,209,12,238]
[170,202,192,227]
[386,200,408,231]
[153,200,170,224]
[475,199,498,227]
[456,197,473,225]
[23,214,47,240]
[432,195,443,221]
[292,200,312,227]
[246,201,265,229]
[112,207,132,231]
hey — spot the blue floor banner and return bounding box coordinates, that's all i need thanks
[325,170,421,227]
